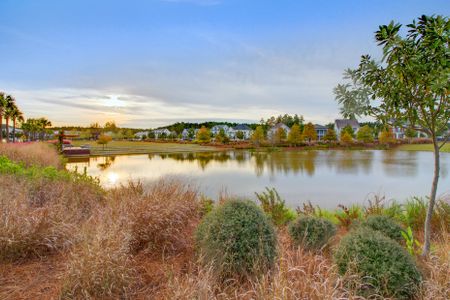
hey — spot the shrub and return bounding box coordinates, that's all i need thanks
[361,215,404,242]
[255,187,295,226]
[0,142,63,169]
[334,228,422,299]
[110,179,199,254]
[196,199,277,280]
[288,216,336,250]
[60,221,136,299]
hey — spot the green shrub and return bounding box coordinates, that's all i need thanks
[334,228,422,299]
[255,187,295,226]
[196,199,277,280]
[362,215,404,242]
[288,216,336,250]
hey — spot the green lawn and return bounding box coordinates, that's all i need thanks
[71,140,218,156]
[397,143,450,153]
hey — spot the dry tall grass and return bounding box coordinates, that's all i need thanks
[0,142,63,168]
[0,175,103,262]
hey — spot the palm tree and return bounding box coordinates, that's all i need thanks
[10,104,24,143]
[4,95,15,143]
[37,117,52,140]
[0,92,5,142]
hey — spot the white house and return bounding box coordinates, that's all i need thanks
[152,128,171,139]
[267,123,290,139]
[211,125,231,137]
[231,124,253,140]
[334,119,360,139]
[134,131,148,140]
[314,124,328,140]
[181,128,198,140]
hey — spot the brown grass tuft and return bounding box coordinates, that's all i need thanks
[0,142,63,168]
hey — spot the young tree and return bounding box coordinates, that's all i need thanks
[215,128,227,143]
[196,126,211,143]
[287,124,302,146]
[251,126,265,146]
[340,131,353,145]
[187,128,196,140]
[97,134,112,149]
[273,127,286,144]
[341,125,355,138]
[379,127,395,145]
[323,128,337,142]
[236,130,244,140]
[302,122,317,142]
[405,128,417,143]
[356,125,374,143]
[334,15,449,256]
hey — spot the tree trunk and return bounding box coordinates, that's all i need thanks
[5,118,9,143]
[422,135,440,257]
[0,114,3,142]
[12,118,16,143]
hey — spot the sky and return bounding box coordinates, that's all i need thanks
[0,0,448,128]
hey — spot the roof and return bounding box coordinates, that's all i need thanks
[233,124,251,131]
[335,119,360,129]
[314,124,328,130]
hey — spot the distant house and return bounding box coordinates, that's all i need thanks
[231,124,253,140]
[134,131,148,140]
[334,119,360,138]
[267,123,291,139]
[152,128,171,139]
[314,124,328,141]
[181,128,198,140]
[211,125,231,137]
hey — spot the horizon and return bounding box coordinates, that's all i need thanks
[1,0,448,128]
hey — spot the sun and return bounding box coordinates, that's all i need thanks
[103,95,126,107]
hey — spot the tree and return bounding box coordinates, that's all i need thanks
[251,126,265,146]
[97,134,112,149]
[196,126,211,143]
[379,127,395,144]
[0,92,6,142]
[341,125,355,138]
[273,127,286,145]
[236,130,244,140]
[287,124,302,146]
[405,128,417,142]
[356,125,374,143]
[302,122,317,142]
[3,95,15,143]
[340,131,353,145]
[104,121,117,132]
[215,128,227,143]
[9,104,24,143]
[334,15,449,256]
[187,128,196,140]
[323,128,337,142]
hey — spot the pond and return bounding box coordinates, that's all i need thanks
[66,150,450,209]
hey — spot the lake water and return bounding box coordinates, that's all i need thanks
[66,150,449,209]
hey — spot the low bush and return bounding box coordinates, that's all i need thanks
[110,179,199,254]
[334,227,422,299]
[288,216,336,250]
[60,221,136,299]
[0,175,103,262]
[0,142,62,169]
[255,187,296,226]
[361,215,404,242]
[196,199,277,280]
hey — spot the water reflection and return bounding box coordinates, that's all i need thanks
[66,150,450,208]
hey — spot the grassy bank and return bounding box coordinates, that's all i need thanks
[71,140,218,156]
[397,143,450,153]
[0,143,448,299]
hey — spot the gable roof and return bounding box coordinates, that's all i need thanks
[335,119,360,129]
[233,124,251,131]
[314,124,328,130]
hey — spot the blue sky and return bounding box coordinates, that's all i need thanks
[0,0,448,128]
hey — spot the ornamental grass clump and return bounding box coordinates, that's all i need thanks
[196,199,277,280]
[334,227,422,299]
[361,215,404,242]
[288,216,336,251]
